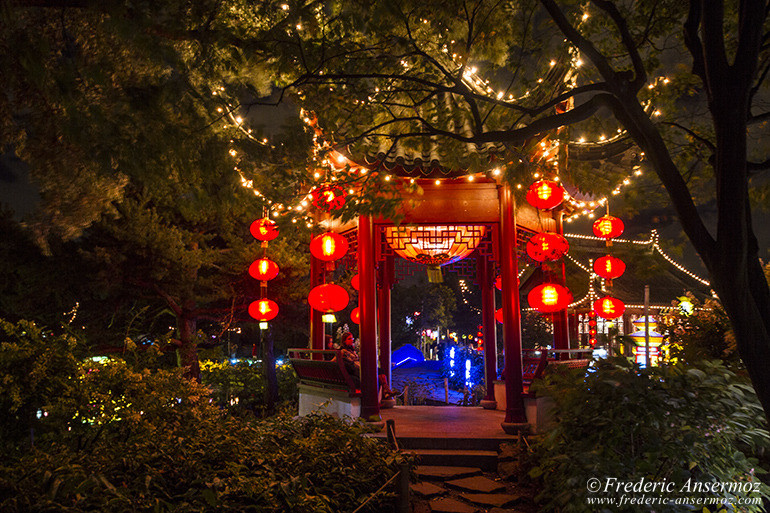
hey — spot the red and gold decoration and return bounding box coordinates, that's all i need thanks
[308,283,350,313]
[248,214,280,324]
[525,179,565,210]
[593,255,626,281]
[593,296,625,319]
[592,214,624,239]
[310,231,349,261]
[526,232,569,262]
[528,283,572,313]
[350,306,360,324]
[587,311,598,346]
[250,218,279,242]
[311,184,347,212]
[248,299,279,322]
[248,257,279,282]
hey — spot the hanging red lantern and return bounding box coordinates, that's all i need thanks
[311,185,347,212]
[593,296,625,319]
[350,307,360,324]
[351,274,360,291]
[495,308,503,323]
[250,218,279,242]
[594,255,626,280]
[528,283,572,313]
[526,232,569,262]
[495,275,502,290]
[525,180,565,210]
[308,283,350,312]
[310,232,349,261]
[248,299,279,321]
[248,257,279,282]
[592,215,624,239]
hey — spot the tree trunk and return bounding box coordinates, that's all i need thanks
[262,327,279,413]
[178,310,201,382]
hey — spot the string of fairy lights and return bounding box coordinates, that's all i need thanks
[214,4,674,225]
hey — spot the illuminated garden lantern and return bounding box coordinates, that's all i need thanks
[248,299,279,321]
[593,296,625,319]
[528,283,572,313]
[310,232,349,261]
[526,232,569,262]
[308,283,350,313]
[592,215,624,239]
[593,255,626,280]
[248,257,279,282]
[311,184,347,212]
[525,180,565,210]
[351,274,360,291]
[495,308,503,323]
[495,275,502,290]
[250,218,279,242]
[350,307,360,324]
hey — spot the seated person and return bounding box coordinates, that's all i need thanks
[337,332,361,385]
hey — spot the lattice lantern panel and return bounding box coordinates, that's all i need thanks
[383,225,487,266]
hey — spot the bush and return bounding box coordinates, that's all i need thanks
[0,359,412,512]
[200,359,298,415]
[526,358,770,512]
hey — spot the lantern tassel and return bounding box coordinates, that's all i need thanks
[427,265,443,283]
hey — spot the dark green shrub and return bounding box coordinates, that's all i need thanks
[527,358,770,512]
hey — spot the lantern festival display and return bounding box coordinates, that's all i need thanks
[248,216,280,324]
[350,306,360,324]
[525,179,565,210]
[593,255,626,280]
[593,296,625,319]
[528,283,572,313]
[526,232,569,262]
[308,283,350,313]
[351,274,360,291]
[587,311,598,346]
[628,316,664,367]
[310,231,349,261]
[248,299,279,322]
[592,214,624,239]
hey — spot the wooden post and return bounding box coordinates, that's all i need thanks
[499,184,527,430]
[309,255,324,359]
[358,215,382,423]
[478,252,498,409]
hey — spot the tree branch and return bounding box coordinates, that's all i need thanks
[590,0,647,91]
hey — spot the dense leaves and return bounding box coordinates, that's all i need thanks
[527,359,770,512]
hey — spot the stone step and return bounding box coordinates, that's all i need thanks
[411,481,447,498]
[410,449,499,471]
[445,475,506,494]
[429,497,481,513]
[397,435,510,452]
[416,466,483,481]
[459,492,523,509]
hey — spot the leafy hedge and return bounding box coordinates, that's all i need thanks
[0,320,410,512]
[526,358,770,512]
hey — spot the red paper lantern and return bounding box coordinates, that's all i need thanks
[528,283,572,313]
[311,185,347,212]
[308,283,350,312]
[593,296,625,319]
[526,232,569,262]
[248,299,279,321]
[594,255,626,280]
[525,180,565,210]
[495,275,502,290]
[495,308,503,323]
[250,218,279,242]
[310,232,349,262]
[248,257,279,282]
[351,274,360,291]
[592,215,624,239]
[350,307,360,324]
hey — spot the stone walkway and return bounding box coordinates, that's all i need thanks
[409,443,538,513]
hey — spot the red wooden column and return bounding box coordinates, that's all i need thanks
[309,255,324,358]
[499,183,527,430]
[358,215,381,423]
[478,252,498,409]
[377,254,394,385]
[552,210,570,352]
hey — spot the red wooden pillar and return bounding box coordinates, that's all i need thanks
[478,252,497,409]
[358,215,381,422]
[309,255,324,358]
[377,255,394,385]
[499,184,527,430]
[552,210,570,352]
